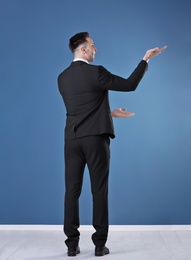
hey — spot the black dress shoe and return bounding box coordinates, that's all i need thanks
[95,246,110,256]
[67,246,80,256]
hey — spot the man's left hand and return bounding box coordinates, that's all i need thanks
[111,108,135,118]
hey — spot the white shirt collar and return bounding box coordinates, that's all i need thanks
[73,58,89,64]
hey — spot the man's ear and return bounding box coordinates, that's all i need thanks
[81,46,86,54]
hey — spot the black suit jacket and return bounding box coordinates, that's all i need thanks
[58,60,148,140]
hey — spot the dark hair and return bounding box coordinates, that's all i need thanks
[69,32,89,53]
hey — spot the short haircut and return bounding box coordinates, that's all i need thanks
[69,32,89,53]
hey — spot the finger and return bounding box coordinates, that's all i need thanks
[159,45,167,52]
[125,112,135,117]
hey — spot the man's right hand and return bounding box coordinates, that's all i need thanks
[143,46,167,62]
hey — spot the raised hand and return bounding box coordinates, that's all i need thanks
[111,108,135,118]
[143,45,167,62]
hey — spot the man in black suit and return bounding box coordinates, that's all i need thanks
[58,32,166,257]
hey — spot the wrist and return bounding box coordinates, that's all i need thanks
[143,54,149,62]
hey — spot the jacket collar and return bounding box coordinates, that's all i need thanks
[73,58,89,64]
[70,60,89,67]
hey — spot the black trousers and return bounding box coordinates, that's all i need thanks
[64,135,110,248]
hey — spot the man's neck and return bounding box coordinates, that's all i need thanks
[73,57,89,64]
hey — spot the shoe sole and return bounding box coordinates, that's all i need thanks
[68,249,80,256]
[95,251,109,257]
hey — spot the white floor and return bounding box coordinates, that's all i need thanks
[0,226,191,260]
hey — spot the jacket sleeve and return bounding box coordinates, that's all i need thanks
[98,60,148,92]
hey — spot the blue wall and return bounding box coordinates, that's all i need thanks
[0,0,191,225]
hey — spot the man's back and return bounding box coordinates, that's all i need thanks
[58,61,115,140]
